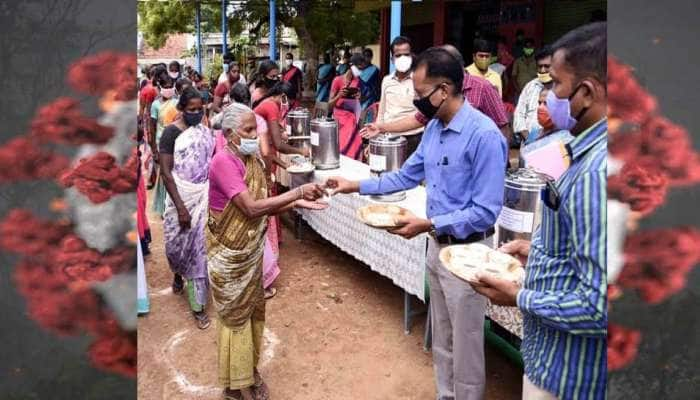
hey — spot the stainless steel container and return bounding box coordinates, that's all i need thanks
[288,169,314,189]
[286,108,312,152]
[369,134,408,202]
[310,117,340,170]
[495,168,547,248]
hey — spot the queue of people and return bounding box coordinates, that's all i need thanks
[137,20,606,400]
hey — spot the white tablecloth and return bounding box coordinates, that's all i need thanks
[299,156,429,301]
[299,156,523,337]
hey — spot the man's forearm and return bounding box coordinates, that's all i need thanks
[379,115,423,133]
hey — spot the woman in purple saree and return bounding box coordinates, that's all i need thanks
[159,87,215,329]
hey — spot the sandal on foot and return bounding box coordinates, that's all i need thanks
[224,388,242,400]
[251,382,270,400]
[225,387,255,400]
[252,370,270,400]
[194,311,210,330]
[264,287,277,300]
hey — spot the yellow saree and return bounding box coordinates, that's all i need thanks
[206,154,268,389]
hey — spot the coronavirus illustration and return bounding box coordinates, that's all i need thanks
[0,51,137,378]
[607,56,700,370]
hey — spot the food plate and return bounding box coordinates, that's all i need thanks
[356,204,413,229]
[286,163,315,174]
[439,244,524,286]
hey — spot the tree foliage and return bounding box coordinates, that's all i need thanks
[138,0,379,56]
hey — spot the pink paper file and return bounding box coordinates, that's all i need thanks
[522,140,571,180]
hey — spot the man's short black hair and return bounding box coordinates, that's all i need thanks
[390,36,412,54]
[414,47,464,95]
[535,45,552,62]
[439,44,465,68]
[473,39,491,54]
[363,48,373,58]
[551,22,606,83]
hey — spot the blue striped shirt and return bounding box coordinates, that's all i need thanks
[517,119,608,400]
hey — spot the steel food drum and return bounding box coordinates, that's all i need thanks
[310,117,340,170]
[286,108,311,151]
[368,134,408,202]
[495,168,547,247]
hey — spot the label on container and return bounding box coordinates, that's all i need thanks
[369,154,387,172]
[310,131,320,146]
[497,207,535,233]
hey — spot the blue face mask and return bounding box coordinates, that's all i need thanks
[545,84,587,131]
[183,110,204,126]
[236,137,259,155]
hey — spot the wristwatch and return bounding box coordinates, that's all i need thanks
[428,218,438,237]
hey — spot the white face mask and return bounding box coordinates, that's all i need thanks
[350,65,361,77]
[285,59,293,67]
[394,55,412,73]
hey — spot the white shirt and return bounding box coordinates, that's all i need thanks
[513,78,544,133]
[377,72,422,136]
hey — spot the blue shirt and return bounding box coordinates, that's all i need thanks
[517,119,608,400]
[359,101,508,239]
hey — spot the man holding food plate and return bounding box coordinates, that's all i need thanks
[327,47,508,400]
[468,23,608,400]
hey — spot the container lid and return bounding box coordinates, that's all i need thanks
[287,108,310,117]
[369,134,407,147]
[311,117,337,127]
[505,168,548,189]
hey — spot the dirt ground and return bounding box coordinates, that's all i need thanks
[138,208,523,400]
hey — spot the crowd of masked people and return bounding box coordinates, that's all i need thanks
[312,33,561,167]
[136,21,607,400]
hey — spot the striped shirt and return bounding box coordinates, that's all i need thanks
[517,119,608,400]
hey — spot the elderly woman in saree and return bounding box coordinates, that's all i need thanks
[208,103,326,400]
[159,87,214,330]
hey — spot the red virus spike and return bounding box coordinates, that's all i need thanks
[67,52,137,101]
[607,163,668,215]
[608,323,642,371]
[59,151,137,204]
[618,227,700,304]
[55,234,134,282]
[607,56,658,126]
[0,136,70,182]
[88,331,137,378]
[0,209,72,258]
[30,97,114,145]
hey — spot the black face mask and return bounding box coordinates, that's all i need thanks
[183,110,204,126]
[264,77,279,88]
[413,84,446,120]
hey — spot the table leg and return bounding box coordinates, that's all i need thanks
[423,304,432,352]
[404,290,411,335]
[294,211,303,240]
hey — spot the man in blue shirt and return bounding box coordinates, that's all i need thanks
[327,47,508,400]
[470,22,608,400]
